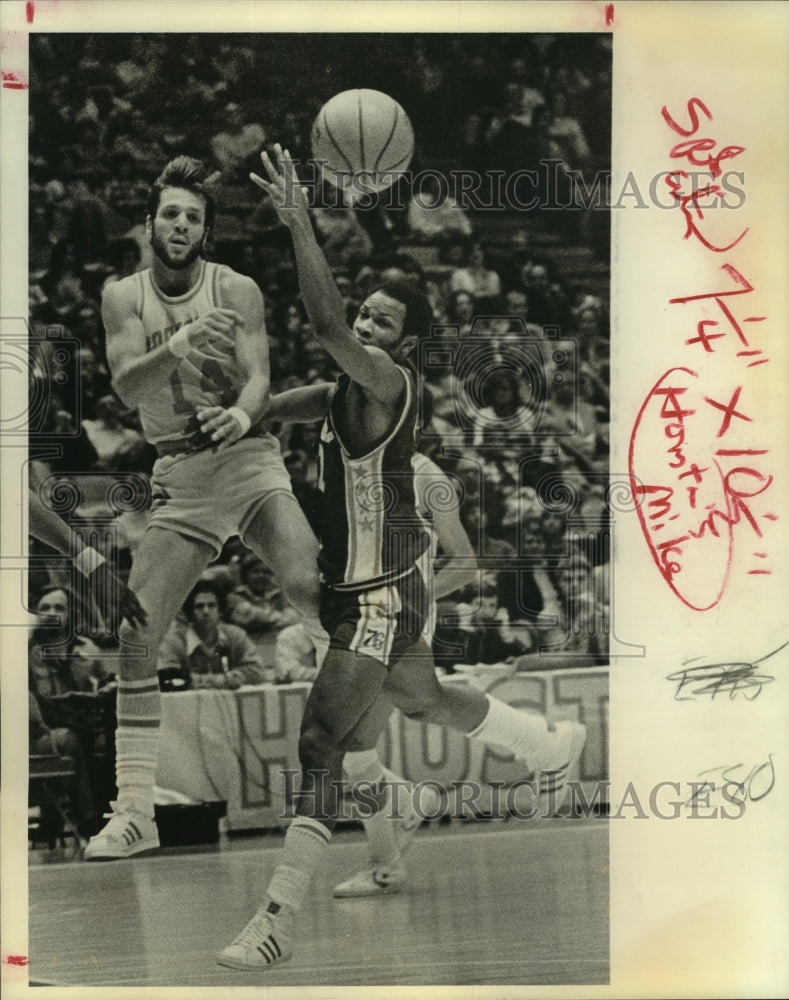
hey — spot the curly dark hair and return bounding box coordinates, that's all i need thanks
[146,155,218,232]
[183,578,227,620]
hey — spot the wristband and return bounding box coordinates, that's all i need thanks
[226,406,252,436]
[167,323,193,358]
[74,546,106,577]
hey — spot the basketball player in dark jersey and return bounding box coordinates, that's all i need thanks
[218,146,586,969]
[83,157,323,860]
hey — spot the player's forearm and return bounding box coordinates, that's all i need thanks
[28,489,79,557]
[288,216,351,345]
[269,385,332,424]
[111,347,181,408]
[234,373,271,425]
[432,563,478,600]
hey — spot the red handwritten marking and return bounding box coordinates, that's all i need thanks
[630,368,733,611]
[716,449,768,456]
[2,71,28,90]
[704,386,751,438]
[637,98,775,609]
[748,570,771,575]
[661,98,713,138]
[670,263,753,303]
[605,4,614,26]
[3,955,29,966]
[26,1,35,24]
[665,172,749,252]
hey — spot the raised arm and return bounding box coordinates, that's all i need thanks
[250,144,405,406]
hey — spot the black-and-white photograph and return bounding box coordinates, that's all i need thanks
[21,26,610,988]
[3,3,787,999]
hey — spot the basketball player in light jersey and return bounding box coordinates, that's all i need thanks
[84,157,322,860]
[217,145,586,969]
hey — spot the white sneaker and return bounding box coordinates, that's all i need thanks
[333,864,406,898]
[534,720,587,814]
[395,781,441,855]
[83,803,159,860]
[217,905,293,969]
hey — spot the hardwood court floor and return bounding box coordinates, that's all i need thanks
[28,818,609,988]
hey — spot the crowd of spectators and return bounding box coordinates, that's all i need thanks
[27,33,612,836]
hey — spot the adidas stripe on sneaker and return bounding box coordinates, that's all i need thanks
[217,906,293,970]
[83,803,159,860]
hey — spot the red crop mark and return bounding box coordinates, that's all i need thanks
[605,4,614,26]
[26,1,35,24]
[2,71,28,90]
[3,955,29,967]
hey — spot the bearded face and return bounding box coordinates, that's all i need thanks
[148,187,208,271]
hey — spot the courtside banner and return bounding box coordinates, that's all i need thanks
[156,665,608,830]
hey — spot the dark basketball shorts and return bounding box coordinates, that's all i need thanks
[320,568,429,668]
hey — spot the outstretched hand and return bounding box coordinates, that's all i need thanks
[250,143,310,227]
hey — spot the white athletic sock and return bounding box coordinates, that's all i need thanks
[467,694,549,766]
[266,816,331,915]
[115,677,161,817]
[344,750,401,867]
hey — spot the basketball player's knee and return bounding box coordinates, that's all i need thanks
[281,568,320,618]
[118,618,164,679]
[398,689,446,725]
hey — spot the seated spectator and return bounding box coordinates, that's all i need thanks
[516,257,571,330]
[312,207,373,268]
[158,580,265,690]
[471,369,538,449]
[29,689,96,841]
[449,241,501,300]
[81,395,145,470]
[226,555,301,638]
[28,584,113,837]
[274,622,319,684]
[547,90,592,174]
[211,102,266,181]
[406,173,472,245]
[446,289,476,338]
[39,239,88,323]
[534,554,608,664]
[439,580,532,669]
[484,82,549,208]
[28,585,110,710]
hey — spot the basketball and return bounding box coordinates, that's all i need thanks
[311,89,414,193]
